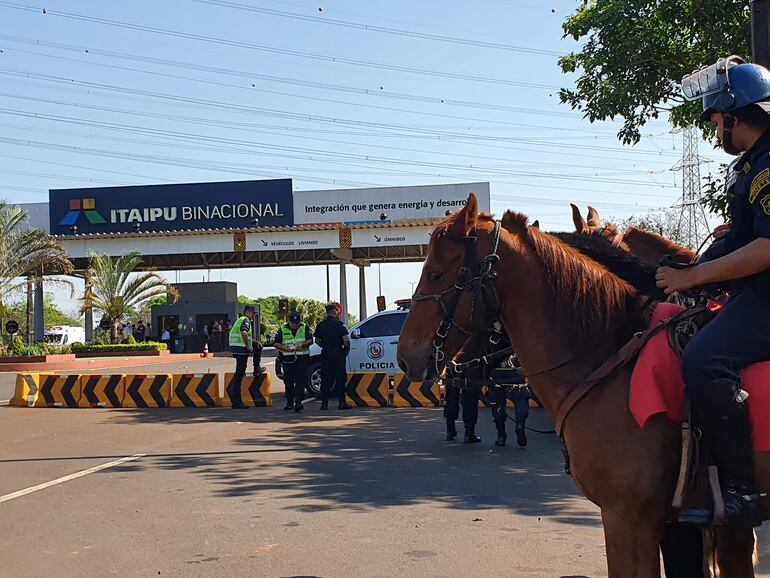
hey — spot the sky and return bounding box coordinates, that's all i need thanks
[0,0,728,321]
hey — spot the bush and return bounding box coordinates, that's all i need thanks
[71,341,168,353]
[126,334,137,345]
[93,337,106,346]
[8,335,25,355]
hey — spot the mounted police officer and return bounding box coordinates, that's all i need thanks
[657,56,770,527]
[274,311,313,412]
[228,305,257,409]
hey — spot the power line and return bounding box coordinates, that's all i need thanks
[191,0,563,56]
[0,3,556,88]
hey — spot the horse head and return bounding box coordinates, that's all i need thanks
[570,203,626,249]
[397,193,502,382]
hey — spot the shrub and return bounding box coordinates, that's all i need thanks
[93,337,106,346]
[8,335,25,355]
[71,341,168,353]
[126,334,137,345]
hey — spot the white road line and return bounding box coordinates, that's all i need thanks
[0,400,9,406]
[0,453,146,504]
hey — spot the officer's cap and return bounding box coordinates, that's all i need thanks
[243,304,257,313]
[289,311,301,323]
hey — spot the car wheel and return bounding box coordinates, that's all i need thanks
[306,360,322,396]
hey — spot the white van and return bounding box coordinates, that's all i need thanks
[44,326,85,345]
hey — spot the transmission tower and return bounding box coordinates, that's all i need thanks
[671,126,711,250]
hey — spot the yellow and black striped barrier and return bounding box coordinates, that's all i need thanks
[79,374,125,408]
[123,374,172,408]
[34,374,82,408]
[392,374,441,407]
[10,373,49,407]
[221,373,272,407]
[170,373,219,407]
[344,373,388,407]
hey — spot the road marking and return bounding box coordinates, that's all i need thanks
[0,400,9,406]
[0,453,146,504]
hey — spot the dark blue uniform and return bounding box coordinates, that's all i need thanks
[314,316,349,406]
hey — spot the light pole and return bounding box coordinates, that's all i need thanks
[752,0,770,67]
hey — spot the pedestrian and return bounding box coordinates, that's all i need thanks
[122,323,132,341]
[657,56,770,527]
[212,320,223,352]
[161,327,171,351]
[134,320,146,343]
[273,311,313,412]
[444,385,480,443]
[314,304,351,410]
[227,305,257,409]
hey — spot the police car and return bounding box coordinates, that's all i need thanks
[300,300,411,396]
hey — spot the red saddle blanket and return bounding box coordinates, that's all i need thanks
[629,302,770,451]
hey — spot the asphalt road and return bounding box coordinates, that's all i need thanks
[3,359,770,577]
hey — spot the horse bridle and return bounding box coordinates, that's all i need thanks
[591,226,624,248]
[411,220,503,377]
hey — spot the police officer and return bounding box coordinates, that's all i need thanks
[444,385,480,443]
[314,303,351,410]
[274,311,313,412]
[657,56,770,527]
[487,358,529,448]
[227,305,256,409]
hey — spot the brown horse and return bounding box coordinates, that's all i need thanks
[571,204,696,265]
[398,194,765,577]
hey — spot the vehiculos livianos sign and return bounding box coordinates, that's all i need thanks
[49,179,293,235]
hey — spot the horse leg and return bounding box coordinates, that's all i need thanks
[712,527,756,578]
[660,523,706,577]
[602,509,662,578]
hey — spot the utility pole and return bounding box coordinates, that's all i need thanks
[752,0,770,67]
[672,127,711,251]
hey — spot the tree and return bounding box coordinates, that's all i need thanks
[2,293,81,337]
[0,202,73,316]
[238,295,329,340]
[613,208,687,246]
[559,1,749,145]
[82,251,179,343]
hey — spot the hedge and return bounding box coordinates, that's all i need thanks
[71,342,168,353]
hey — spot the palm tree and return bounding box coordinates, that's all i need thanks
[83,251,179,343]
[0,202,73,314]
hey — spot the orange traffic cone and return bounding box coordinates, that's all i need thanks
[201,342,209,358]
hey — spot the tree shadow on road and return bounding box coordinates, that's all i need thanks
[102,405,600,528]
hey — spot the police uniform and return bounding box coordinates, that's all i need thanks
[314,306,350,409]
[443,385,480,442]
[488,355,530,447]
[676,56,770,527]
[228,308,255,408]
[274,313,312,411]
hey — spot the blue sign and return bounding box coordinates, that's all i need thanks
[49,179,294,235]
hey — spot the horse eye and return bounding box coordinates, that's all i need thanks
[429,272,443,282]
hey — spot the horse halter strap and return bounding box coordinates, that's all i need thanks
[412,220,503,376]
[591,226,624,248]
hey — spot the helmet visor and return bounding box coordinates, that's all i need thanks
[681,55,745,101]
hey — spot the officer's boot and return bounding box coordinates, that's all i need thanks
[679,380,762,528]
[463,424,481,444]
[446,418,457,441]
[515,425,527,447]
[284,398,294,410]
[320,400,328,410]
[494,421,507,447]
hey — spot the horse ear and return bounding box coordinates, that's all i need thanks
[571,203,589,234]
[531,219,540,229]
[587,206,601,228]
[451,192,479,236]
[502,210,528,235]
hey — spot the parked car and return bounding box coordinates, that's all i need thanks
[44,325,85,345]
[276,303,411,396]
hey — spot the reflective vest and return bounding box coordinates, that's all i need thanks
[229,316,253,353]
[281,323,309,355]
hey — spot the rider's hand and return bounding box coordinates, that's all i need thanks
[655,266,700,295]
[713,224,731,239]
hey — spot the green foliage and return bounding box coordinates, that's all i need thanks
[8,335,24,355]
[1,293,81,337]
[701,164,731,219]
[559,0,749,144]
[124,334,137,345]
[71,341,167,353]
[239,295,329,340]
[1,336,71,357]
[93,336,106,346]
[0,201,73,302]
[83,251,179,343]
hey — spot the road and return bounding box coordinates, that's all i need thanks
[2,358,770,577]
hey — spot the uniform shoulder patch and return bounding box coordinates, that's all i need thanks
[750,167,770,203]
[761,193,770,216]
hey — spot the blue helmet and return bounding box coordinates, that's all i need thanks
[681,56,770,120]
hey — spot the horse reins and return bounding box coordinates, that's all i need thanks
[411,220,503,378]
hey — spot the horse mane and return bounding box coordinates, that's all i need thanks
[502,211,643,339]
[552,232,663,299]
[624,227,696,261]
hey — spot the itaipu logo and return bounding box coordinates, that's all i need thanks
[58,198,107,226]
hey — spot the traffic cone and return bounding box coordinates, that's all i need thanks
[201,342,209,358]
